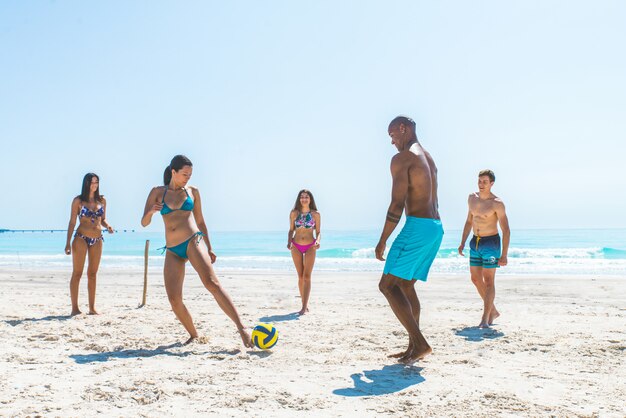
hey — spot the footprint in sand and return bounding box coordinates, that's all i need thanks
[83,343,108,352]
[28,334,59,342]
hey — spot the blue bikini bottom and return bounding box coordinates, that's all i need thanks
[160,232,205,260]
[74,232,104,248]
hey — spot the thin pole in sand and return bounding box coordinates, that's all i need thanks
[139,240,149,308]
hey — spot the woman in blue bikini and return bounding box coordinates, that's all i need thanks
[287,189,321,315]
[141,155,252,347]
[65,173,115,316]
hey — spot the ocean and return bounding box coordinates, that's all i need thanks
[1,228,625,276]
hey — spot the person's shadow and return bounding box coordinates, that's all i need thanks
[333,364,424,397]
[4,315,73,326]
[69,343,239,364]
[258,312,300,322]
[454,326,504,342]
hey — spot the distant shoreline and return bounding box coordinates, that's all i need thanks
[2,228,626,233]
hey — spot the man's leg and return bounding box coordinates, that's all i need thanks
[470,265,485,298]
[401,279,421,327]
[386,279,420,359]
[470,266,486,325]
[379,274,431,362]
[479,268,497,328]
[471,265,499,325]
[398,279,431,362]
[379,274,414,331]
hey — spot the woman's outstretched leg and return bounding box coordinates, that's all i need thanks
[187,240,252,348]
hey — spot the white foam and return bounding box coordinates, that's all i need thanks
[1,252,625,275]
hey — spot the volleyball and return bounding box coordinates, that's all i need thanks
[252,323,278,349]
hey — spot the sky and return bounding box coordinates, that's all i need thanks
[1,1,625,232]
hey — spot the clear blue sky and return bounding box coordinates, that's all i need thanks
[1,1,625,231]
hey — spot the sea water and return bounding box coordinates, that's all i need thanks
[1,228,625,276]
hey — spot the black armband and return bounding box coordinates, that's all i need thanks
[386,211,401,223]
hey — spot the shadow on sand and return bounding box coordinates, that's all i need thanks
[4,315,73,326]
[69,343,240,364]
[258,312,300,323]
[333,364,424,397]
[454,326,504,342]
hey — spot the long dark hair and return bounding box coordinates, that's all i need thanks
[77,173,103,203]
[163,155,193,185]
[292,189,318,212]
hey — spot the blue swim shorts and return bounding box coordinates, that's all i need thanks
[383,217,444,281]
[469,234,501,268]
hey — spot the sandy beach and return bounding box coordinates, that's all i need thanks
[0,268,624,417]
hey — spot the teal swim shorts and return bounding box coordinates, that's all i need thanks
[383,217,444,281]
[469,234,501,268]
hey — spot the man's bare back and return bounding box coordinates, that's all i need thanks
[401,143,440,220]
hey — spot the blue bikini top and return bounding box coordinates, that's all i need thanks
[79,205,104,223]
[160,187,194,215]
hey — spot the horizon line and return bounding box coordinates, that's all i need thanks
[2,227,626,233]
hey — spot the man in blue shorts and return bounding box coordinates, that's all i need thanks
[458,170,510,328]
[375,116,443,364]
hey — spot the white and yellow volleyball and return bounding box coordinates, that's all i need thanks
[252,323,278,350]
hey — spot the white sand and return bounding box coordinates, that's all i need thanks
[0,268,624,417]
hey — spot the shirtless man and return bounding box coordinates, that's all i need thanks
[375,116,443,364]
[458,170,510,328]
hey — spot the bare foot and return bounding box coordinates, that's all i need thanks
[389,350,409,359]
[238,327,253,348]
[88,310,99,315]
[184,335,209,345]
[388,342,413,359]
[298,307,310,315]
[480,309,492,328]
[70,309,82,316]
[184,336,198,345]
[401,344,432,364]
[488,309,500,325]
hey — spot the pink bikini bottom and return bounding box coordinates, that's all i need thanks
[292,240,316,254]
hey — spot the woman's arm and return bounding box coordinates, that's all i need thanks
[191,187,216,263]
[287,210,296,249]
[314,211,321,248]
[65,198,80,254]
[141,187,163,227]
[100,198,114,234]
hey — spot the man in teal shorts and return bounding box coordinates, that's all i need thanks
[458,169,510,328]
[375,116,443,364]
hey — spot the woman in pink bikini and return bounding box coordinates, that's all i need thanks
[64,173,115,316]
[287,189,321,315]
